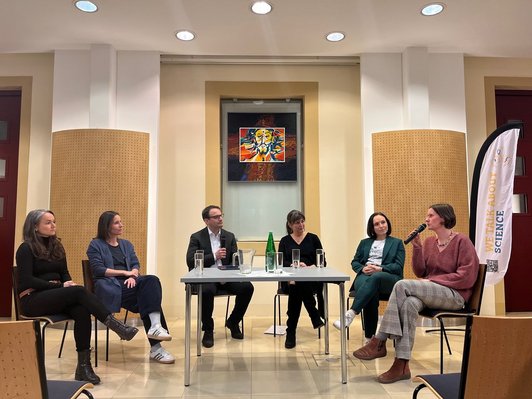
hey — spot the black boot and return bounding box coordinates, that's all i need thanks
[104,314,139,341]
[285,330,296,349]
[75,349,100,385]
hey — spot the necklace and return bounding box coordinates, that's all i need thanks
[437,232,454,247]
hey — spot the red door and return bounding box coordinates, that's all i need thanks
[496,89,532,311]
[0,90,21,316]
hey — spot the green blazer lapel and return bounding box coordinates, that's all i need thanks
[382,238,393,262]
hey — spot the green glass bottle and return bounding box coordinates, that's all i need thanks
[265,231,276,272]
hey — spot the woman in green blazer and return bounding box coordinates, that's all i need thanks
[333,212,405,341]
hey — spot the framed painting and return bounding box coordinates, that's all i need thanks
[227,112,297,182]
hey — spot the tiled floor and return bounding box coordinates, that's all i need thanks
[35,316,468,398]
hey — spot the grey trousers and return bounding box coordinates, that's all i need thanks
[376,279,465,359]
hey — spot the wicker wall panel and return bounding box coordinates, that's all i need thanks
[50,129,149,284]
[372,130,469,280]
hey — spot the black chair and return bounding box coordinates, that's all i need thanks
[419,263,487,374]
[0,319,94,398]
[413,315,532,399]
[190,283,243,337]
[273,282,323,338]
[345,290,390,339]
[12,266,72,359]
[81,259,134,366]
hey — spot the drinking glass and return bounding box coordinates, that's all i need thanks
[266,252,276,273]
[292,248,300,270]
[274,252,283,274]
[194,251,204,275]
[316,249,325,268]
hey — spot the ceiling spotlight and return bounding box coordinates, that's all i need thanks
[251,1,272,15]
[175,30,195,41]
[74,1,98,13]
[421,3,445,16]
[326,32,345,42]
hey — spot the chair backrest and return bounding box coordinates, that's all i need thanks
[460,315,532,398]
[81,260,95,294]
[0,319,49,398]
[466,263,487,314]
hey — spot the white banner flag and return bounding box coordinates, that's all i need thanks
[474,127,519,285]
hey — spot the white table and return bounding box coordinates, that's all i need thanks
[180,266,350,386]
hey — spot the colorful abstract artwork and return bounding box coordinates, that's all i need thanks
[239,127,285,163]
[227,113,297,182]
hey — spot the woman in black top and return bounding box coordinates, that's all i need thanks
[15,209,138,385]
[278,210,325,349]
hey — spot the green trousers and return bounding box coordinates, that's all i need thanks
[350,272,401,338]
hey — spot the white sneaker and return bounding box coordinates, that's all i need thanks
[147,324,172,341]
[333,310,356,330]
[149,346,175,364]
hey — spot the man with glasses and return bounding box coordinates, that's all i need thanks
[186,205,254,348]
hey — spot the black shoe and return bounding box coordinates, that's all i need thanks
[285,333,296,349]
[312,316,326,330]
[225,320,244,339]
[75,349,101,385]
[202,331,214,348]
[104,314,139,341]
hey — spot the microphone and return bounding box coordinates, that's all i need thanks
[220,235,226,249]
[403,223,427,244]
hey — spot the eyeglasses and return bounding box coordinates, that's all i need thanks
[209,214,224,220]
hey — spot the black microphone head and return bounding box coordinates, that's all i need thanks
[220,235,226,248]
[404,223,427,244]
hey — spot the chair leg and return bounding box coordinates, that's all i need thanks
[124,310,129,324]
[273,294,278,337]
[41,321,50,356]
[94,316,98,367]
[413,384,427,398]
[81,389,95,398]
[440,319,452,355]
[58,321,68,358]
[106,326,110,362]
[346,297,351,340]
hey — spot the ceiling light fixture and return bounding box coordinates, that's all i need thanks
[421,3,445,16]
[251,1,272,15]
[326,32,345,42]
[74,0,98,13]
[175,30,195,41]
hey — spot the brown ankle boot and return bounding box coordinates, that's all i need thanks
[377,358,411,384]
[352,336,387,360]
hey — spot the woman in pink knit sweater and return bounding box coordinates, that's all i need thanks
[352,203,479,384]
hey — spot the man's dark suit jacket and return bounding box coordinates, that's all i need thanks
[186,227,237,270]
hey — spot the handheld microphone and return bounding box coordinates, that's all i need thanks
[403,223,427,244]
[220,235,226,249]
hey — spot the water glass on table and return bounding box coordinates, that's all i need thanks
[292,248,300,270]
[194,250,204,275]
[274,252,283,274]
[316,249,325,268]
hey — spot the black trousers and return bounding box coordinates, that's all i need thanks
[120,275,169,347]
[200,281,254,332]
[286,282,324,334]
[21,286,110,352]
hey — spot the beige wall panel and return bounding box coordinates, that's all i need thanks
[373,130,469,281]
[50,129,149,283]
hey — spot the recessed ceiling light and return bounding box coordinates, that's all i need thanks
[326,32,345,42]
[251,1,272,15]
[74,1,98,13]
[175,30,195,41]
[421,3,445,16]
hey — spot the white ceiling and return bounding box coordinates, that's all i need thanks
[1,0,532,58]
